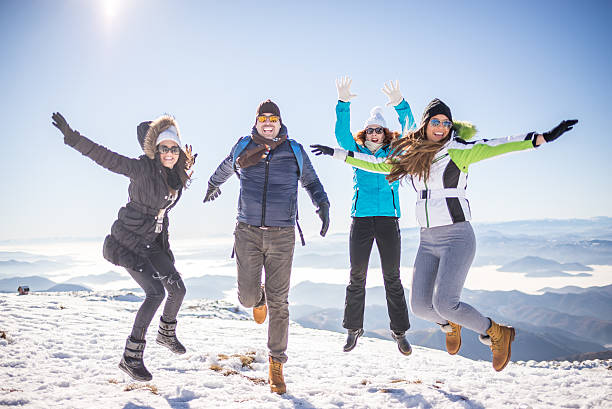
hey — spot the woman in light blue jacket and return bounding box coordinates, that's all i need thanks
[334,77,415,355]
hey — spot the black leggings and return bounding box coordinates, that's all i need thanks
[343,216,410,333]
[126,251,186,340]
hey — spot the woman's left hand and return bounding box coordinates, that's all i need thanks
[51,112,75,138]
[310,144,334,156]
[184,144,197,170]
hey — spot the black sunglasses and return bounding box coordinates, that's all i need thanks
[158,145,181,155]
[365,127,384,134]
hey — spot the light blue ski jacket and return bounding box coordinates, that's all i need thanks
[335,100,415,218]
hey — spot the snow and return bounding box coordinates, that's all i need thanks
[1,292,611,409]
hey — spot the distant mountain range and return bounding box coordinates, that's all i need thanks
[497,256,593,277]
[0,276,90,293]
[287,281,612,362]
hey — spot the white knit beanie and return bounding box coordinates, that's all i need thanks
[363,106,387,128]
[155,126,181,146]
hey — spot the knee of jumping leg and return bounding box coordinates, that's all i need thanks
[432,296,460,318]
[145,287,166,307]
[237,288,262,308]
[173,283,186,300]
[409,296,432,319]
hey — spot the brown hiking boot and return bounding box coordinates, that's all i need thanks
[253,286,267,324]
[440,321,462,355]
[268,357,286,394]
[486,319,516,372]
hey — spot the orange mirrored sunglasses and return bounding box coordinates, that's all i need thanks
[257,115,280,123]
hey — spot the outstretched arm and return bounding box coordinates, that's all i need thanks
[204,139,243,203]
[448,119,578,172]
[299,146,331,236]
[311,144,394,175]
[52,112,143,177]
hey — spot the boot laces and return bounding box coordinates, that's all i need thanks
[489,326,504,351]
[270,361,283,378]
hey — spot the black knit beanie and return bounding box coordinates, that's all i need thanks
[421,98,453,125]
[256,99,282,124]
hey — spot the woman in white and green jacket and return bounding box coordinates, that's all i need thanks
[334,77,415,356]
[312,98,577,371]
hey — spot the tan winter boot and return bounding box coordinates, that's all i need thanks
[440,321,462,355]
[253,285,267,324]
[486,319,515,372]
[268,357,286,395]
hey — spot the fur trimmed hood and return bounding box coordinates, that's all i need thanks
[453,121,477,140]
[137,115,182,159]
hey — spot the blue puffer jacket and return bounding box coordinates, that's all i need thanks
[335,100,415,218]
[209,124,329,227]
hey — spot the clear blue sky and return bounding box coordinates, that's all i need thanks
[1,0,611,241]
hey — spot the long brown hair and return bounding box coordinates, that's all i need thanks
[354,127,400,147]
[386,123,451,183]
[173,150,191,188]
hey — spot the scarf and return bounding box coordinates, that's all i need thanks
[164,166,183,190]
[364,140,384,153]
[236,126,288,169]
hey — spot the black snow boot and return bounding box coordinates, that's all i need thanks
[118,337,152,381]
[156,317,186,354]
[391,331,412,356]
[343,328,364,352]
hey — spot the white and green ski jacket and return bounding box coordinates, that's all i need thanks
[332,133,539,228]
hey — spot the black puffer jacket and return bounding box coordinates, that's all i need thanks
[64,115,183,271]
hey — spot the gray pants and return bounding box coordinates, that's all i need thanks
[126,251,186,340]
[410,221,490,335]
[234,222,295,363]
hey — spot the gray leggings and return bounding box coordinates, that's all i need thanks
[126,251,186,340]
[410,221,490,335]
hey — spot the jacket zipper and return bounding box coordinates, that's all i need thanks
[261,151,272,226]
[391,186,397,217]
[353,188,359,214]
[424,179,430,228]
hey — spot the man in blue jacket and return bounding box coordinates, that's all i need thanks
[203,99,330,394]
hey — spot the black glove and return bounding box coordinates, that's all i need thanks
[316,203,330,237]
[542,119,578,143]
[310,144,334,156]
[203,182,221,203]
[51,112,75,138]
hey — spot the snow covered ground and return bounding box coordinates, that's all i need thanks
[1,291,611,409]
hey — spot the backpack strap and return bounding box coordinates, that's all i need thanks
[288,139,303,177]
[231,136,253,174]
[288,139,305,245]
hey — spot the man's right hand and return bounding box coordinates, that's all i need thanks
[203,182,221,203]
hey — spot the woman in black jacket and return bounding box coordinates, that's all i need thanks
[52,112,196,381]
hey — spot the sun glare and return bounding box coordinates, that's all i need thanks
[102,0,120,19]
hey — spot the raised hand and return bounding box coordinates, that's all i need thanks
[203,182,221,203]
[184,144,198,170]
[336,76,357,102]
[382,80,403,107]
[542,119,578,143]
[51,112,75,138]
[310,144,334,156]
[317,203,330,237]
